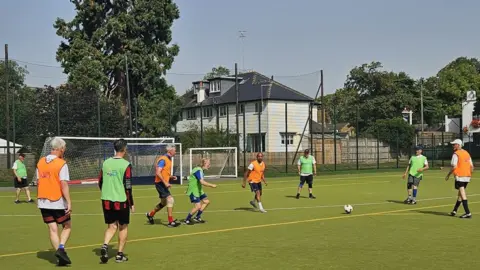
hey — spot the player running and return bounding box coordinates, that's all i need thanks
[184,158,217,225]
[295,149,317,199]
[242,152,268,213]
[402,145,429,204]
[98,139,134,263]
[36,138,72,266]
[446,139,474,218]
[12,153,34,204]
[146,144,180,227]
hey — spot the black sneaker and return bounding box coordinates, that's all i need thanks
[27,199,34,203]
[193,217,205,223]
[55,248,71,265]
[403,198,411,204]
[309,194,316,199]
[100,245,109,263]
[449,211,457,217]
[295,194,300,199]
[115,254,128,263]
[14,200,20,204]
[460,213,472,219]
[145,213,154,225]
[167,219,180,228]
[183,219,194,225]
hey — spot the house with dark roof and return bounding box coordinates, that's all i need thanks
[176,71,317,152]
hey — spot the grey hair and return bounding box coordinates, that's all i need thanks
[51,137,66,151]
[166,144,176,151]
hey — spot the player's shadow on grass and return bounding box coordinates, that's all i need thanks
[414,210,450,216]
[386,200,407,205]
[36,250,57,265]
[285,195,308,199]
[233,207,256,212]
[92,246,120,263]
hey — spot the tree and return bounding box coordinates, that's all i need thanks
[436,57,480,116]
[328,62,418,132]
[54,0,180,100]
[204,66,231,80]
[365,118,415,150]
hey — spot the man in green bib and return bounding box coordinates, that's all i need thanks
[184,158,217,225]
[12,153,33,203]
[402,145,429,204]
[296,149,317,199]
[98,139,134,264]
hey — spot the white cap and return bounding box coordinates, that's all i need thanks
[450,139,463,146]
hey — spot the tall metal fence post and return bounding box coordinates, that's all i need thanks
[356,105,359,170]
[396,130,400,169]
[200,102,204,147]
[441,132,445,167]
[333,98,337,171]
[243,108,246,172]
[431,133,435,168]
[56,90,60,136]
[376,128,380,169]
[227,105,230,145]
[285,103,288,174]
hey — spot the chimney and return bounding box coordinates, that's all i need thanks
[271,75,274,81]
[197,81,205,103]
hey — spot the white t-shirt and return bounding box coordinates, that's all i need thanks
[12,161,18,170]
[297,156,317,176]
[451,153,473,183]
[247,163,255,171]
[36,155,70,210]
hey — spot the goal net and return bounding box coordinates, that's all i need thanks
[188,147,238,179]
[38,137,185,185]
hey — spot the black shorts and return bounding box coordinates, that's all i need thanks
[102,200,130,225]
[300,175,314,186]
[455,181,469,190]
[249,182,262,193]
[408,175,422,187]
[14,177,28,188]
[40,208,71,225]
[155,182,171,199]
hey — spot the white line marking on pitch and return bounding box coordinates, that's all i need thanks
[0,193,477,217]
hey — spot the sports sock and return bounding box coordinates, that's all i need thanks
[462,200,470,214]
[186,213,193,221]
[453,200,462,212]
[149,210,156,217]
[196,210,203,218]
[58,244,65,250]
[102,244,108,249]
[258,202,264,210]
[168,216,174,223]
[296,193,300,196]
[412,189,418,198]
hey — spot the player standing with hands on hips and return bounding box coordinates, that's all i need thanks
[445,139,474,218]
[296,149,317,199]
[98,139,134,263]
[243,153,268,213]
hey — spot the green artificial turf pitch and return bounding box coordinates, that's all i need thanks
[0,170,479,270]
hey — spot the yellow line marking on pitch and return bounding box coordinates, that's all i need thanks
[1,201,477,259]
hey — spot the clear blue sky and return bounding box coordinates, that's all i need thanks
[1,0,479,97]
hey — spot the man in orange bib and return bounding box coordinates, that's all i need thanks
[242,152,268,213]
[36,137,72,266]
[446,139,474,218]
[146,144,180,227]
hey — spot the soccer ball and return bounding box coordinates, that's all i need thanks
[344,204,353,214]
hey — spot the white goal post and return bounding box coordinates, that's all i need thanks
[38,137,185,184]
[188,147,238,179]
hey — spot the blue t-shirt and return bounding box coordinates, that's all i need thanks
[157,154,172,168]
[193,170,203,181]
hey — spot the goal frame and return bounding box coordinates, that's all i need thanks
[39,137,184,185]
[189,147,238,178]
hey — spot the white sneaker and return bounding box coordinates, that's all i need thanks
[259,208,267,213]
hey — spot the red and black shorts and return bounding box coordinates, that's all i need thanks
[40,208,71,225]
[102,200,130,225]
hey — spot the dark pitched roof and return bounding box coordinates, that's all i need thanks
[183,71,313,108]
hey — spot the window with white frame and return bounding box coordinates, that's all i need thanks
[210,80,221,93]
[187,109,196,120]
[203,107,213,118]
[239,104,245,114]
[255,102,263,113]
[219,106,227,117]
[178,110,183,121]
[280,133,294,145]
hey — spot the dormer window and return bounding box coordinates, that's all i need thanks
[193,83,199,94]
[210,80,221,93]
